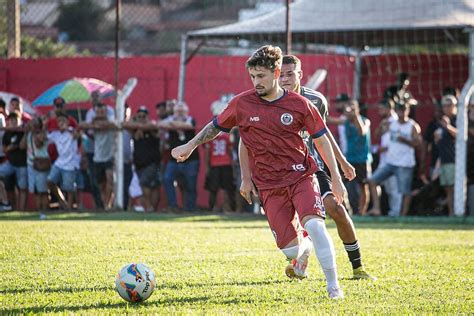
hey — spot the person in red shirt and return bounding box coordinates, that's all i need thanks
[204,120,235,212]
[172,45,345,299]
[46,97,78,131]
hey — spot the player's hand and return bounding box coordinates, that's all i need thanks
[331,177,346,204]
[240,177,257,205]
[340,160,356,181]
[171,143,194,163]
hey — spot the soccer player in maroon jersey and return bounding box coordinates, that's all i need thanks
[240,55,375,280]
[172,45,345,299]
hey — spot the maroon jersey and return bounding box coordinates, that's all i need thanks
[213,89,327,190]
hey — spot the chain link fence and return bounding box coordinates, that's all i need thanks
[0,0,472,214]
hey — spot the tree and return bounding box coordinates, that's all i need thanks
[55,0,105,41]
[0,3,86,58]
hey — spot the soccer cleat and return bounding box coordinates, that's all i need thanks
[327,287,344,299]
[352,266,377,280]
[285,259,308,280]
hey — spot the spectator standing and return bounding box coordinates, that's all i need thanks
[368,102,422,216]
[467,98,474,215]
[83,96,115,209]
[327,93,350,155]
[204,123,235,212]
[340,99,372,215]
[0,99,12,211]
[370,99,402,216]
[8,97,32,124]
[0,111,28,210]
[161,102,199,212]
[123,106,161,212]
[80,103,116,210]
[46,97,78,131]
[435,95,458,216]
[22,118,50,210]
[47,113,80,210]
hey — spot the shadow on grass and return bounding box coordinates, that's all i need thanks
[0,211,472,230]
[2,295,213,314]
[1,279,287,313]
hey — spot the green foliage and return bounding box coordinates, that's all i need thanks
[55,0,105,41]
[0,212,472,314]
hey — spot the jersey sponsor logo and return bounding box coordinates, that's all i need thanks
[280,113,293,125]
[250,116,260,122]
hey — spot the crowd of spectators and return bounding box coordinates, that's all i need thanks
[0,80,472,216]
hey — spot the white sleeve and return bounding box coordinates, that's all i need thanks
[85,109,95,123]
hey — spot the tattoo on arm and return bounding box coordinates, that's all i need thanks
[193,123,220,146]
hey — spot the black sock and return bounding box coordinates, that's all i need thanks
[344,240,362,269]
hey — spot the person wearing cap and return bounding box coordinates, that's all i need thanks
[123,106,162,212]
[368,102,421,216]
[46,97,78,132]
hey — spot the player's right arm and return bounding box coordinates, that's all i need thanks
[172,97,237,163]
[238,139,257,204]
[171,122,221,162]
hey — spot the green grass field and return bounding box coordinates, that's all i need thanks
[0,212,473,314]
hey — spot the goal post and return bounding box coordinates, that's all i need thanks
[115,78,138,210]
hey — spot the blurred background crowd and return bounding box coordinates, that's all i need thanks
[1,0,473,216]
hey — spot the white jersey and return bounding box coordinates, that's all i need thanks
[386,119,416,168]
[379,113,398,166]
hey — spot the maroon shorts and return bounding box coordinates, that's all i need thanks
[259,175,325,249]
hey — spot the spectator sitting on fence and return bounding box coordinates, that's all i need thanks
[47,112,80,210]
[21,117,50,211]
[0,111,28,210]
[434,95,458,216]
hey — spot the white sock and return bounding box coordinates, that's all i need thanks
[304,218,339,289]
[281,236,312,261]
[281,245,298,260]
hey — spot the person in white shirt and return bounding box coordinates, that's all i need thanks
[368,102,422,216]
[47,112,80,209]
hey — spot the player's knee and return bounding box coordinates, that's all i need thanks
[325,196,348,223]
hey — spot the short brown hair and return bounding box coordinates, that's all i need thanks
[246,45,282,72]
[282,55,301,67]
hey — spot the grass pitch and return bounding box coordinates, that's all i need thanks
[0,212,472,314]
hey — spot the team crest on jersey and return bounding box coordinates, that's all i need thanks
[280,113,293,125]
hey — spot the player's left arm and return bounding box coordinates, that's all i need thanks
[313,134,346,204]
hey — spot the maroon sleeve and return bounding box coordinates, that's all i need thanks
[212,98,237,133]
[303,99,327,138]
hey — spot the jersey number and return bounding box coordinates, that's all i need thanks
[212,140,227,156]
[292,164,306,172]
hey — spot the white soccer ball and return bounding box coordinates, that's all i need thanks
[115,263,156,303]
